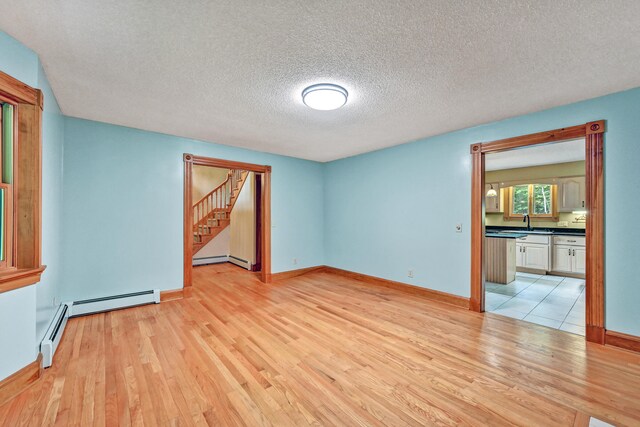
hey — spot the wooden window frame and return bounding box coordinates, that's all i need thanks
[183,154,271,286]
[0,71,46,294]
[503,183,558,221]
[470,121,605,344]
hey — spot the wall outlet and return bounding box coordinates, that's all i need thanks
[408,269,414,278]
[557,221,569,227]
[53,297,59,306]
[293,258,298,265]
[455,224,462,233]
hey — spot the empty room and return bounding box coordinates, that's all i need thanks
[0,1,639,426]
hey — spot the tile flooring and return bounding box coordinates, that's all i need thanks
[486,272,585,335]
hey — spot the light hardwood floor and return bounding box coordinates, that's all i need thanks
[1,263,639,426]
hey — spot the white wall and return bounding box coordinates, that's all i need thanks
[0,285,36,379]
[193,226,230,260]
[230,172,256,265]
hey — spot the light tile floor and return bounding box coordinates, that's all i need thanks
[486,272,585,336]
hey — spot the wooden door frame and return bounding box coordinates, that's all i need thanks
[470,120,606,344]
[183,154,272,286]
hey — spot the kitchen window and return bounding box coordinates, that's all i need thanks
[505,183,557,220]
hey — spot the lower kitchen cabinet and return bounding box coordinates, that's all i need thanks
[516,235,550,271]
[553,245,573,272]
[516,242,550,271]
[552,236,586,274]
[572,247,586,274]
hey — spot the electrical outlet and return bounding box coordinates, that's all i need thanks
[53,297,59,306]
[293,258,298,265]
[557,221,569,227]
[408,269,414,278]
[455,224,462,233]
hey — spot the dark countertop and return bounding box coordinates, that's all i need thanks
[485,232,528,239]
[486,226,585,237]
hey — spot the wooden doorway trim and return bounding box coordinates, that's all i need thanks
[470,121,605,344]
[183,154,272,286]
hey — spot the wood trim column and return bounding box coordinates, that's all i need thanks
[585,121,605,344]
[470,143,484,312]
[261,169,272,283]
[183,154,193,288]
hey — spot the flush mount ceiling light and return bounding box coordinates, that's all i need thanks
[302,84,348,110]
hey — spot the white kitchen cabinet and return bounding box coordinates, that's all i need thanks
[572,247,586,274]
[516,243,525,267]
[522,244,550,270]
[553,245,573,272]
[558,177,586,212]
[516,235,550,271]
[485,183,503,213]
[552,236,586,274]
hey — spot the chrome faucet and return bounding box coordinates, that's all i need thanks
[523,214,532,231]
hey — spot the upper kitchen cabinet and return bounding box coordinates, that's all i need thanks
[557,176,586,212]
[485,183,503,213]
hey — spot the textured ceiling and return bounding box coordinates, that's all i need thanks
[486,138,584,171]
[1,1,639,162]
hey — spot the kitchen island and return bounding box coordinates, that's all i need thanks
[485,233,527,284]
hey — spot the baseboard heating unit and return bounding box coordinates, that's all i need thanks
[40,290,159,368]
[193,255,229,266]
[70,290,160,317]
[229,255,252,270]
[40,303,71,368]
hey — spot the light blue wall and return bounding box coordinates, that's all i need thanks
[325,87,640,336]
[0,31,64,379]
[61,118,324,300]
[37,63,65,344]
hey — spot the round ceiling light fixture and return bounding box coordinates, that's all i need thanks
[302,83,348,110]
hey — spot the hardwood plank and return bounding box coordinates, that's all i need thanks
[1,264,639,426]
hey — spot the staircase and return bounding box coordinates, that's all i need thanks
[193,169,249,254]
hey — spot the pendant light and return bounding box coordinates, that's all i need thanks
[486,184,497,197]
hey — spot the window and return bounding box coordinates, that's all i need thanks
[505,183,557,220]
[0,69,45,293]
[0,102,14,270]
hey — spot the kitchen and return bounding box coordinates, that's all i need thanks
[484,139,587,335]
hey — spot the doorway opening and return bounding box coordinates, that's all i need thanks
[183,155,271,286]
[470,121,606,344]
[483,138,587,335]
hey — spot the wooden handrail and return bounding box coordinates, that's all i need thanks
[192,169,246,232]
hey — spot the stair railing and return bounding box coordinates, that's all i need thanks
[193,169,247,234]
[193,174,230,231]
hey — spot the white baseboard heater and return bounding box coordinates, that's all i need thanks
[229,255,252,270]
[70,289,160,317]
[193,255,229,266]
[40,303,71,368]
[40,289,160,368]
